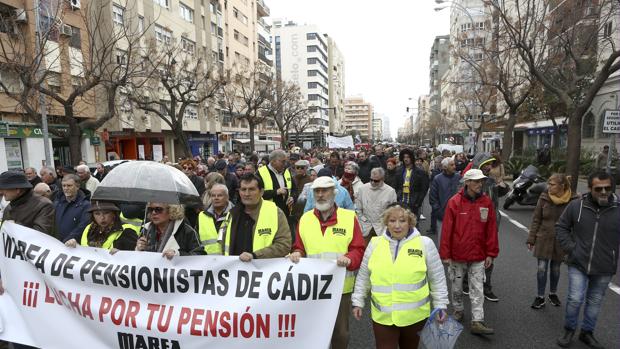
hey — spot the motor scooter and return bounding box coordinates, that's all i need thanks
[503,165,547,209]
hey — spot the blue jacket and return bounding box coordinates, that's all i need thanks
[429,172,462,221]
[303,177,355,212]
[54,191,91,242]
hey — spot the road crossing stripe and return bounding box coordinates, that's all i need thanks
[499,211,620,296]
[499,211,528,232]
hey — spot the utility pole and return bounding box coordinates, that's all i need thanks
[34,0,52,167]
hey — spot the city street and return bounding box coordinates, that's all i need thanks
[349,180,620,349]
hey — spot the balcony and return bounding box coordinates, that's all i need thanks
[257,0,270,17]
[258,51,272,66]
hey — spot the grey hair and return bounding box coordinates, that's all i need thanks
[345,161,359,173]
[441,157,454,169]
[269,149,287,162]
[25,167,37,173]
[210,183,229,197]
[62,174,81,185]
[370,167,385,178]
[76,164,90,172]
[40,166,57,178]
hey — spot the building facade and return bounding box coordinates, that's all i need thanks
[327,35,345,135]
[344,96,373,141]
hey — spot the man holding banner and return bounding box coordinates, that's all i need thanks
[221,173,292,261]
[289,176,365,349]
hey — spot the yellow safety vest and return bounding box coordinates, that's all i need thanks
[298,208,357,294]
[368,235,431,327]
[198,212,223,255]
[120,212,142,234]
[80,223,138,250]
[258,166,292,194]
[224,200,278,256]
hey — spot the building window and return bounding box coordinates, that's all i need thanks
[155,24,172,45]
[307,45,318,52]
[138,16,144,34]
[308,82,318,89]
[307,70,318,76]
[233,7,248,25]
[69,27,81,48]
[40,16,59,41]
[181,37,195,54]
[46,72,62,94]
[307,57,318,64]
[582,111,595,138]
[112,4,124,26]
[153,0,169,8]
[475,22,485,30]
[306,33,317,40]
[179,3,194,22]
[308,94,319,101]
[604,21,612,37]
[116,49,127,64]
[460,23,472,32]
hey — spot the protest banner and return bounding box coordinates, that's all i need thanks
[0,222,345,349]
[326,135,354,149]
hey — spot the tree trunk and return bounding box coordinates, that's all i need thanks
[501,108,518,161]
[566,110,583,191]
[280,129,287,149]
[66,108,83,165]
[249,123,256,152]
[174,125,192,159]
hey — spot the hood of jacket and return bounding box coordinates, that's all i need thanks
[472,152,495,169]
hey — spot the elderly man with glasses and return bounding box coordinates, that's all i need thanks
[354,167,397,244]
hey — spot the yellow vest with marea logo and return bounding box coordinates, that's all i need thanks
[298,208,357,294]
[258,166,292,194]
[224,200,278,256]
[80,223,138,250]
[368,235,431,326]
[119,212,142,234]
[198,212,223,255]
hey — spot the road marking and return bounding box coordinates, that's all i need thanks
[499,212,620,296]
[499,210,528,232]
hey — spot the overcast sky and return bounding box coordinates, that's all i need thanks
[267,0,451,138]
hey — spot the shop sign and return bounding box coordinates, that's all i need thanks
[603,110,620,134]
[90,136,101,145]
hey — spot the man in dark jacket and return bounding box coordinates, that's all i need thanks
[54,174,91,242]
[24,167,42,187]
[555,171,619,349]
[326,151,345,179]
[356,150,380,184]
[372,144,387,169]
[395,148,429,221]
[216,159,239,204]
[429,157,461,238]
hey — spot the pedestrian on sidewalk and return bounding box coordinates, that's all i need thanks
[555,171,619,349]
[440,169,498,335]
[526,174,578,310]
[352,204,448,349]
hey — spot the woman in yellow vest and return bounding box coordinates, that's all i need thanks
[351,204,448,349]
[65,201,138,253]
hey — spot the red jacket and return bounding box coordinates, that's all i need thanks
[292,205,366,271]
[439,188,499,262]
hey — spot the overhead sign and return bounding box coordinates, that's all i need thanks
[602,110,620,134]
[0,222,345,349]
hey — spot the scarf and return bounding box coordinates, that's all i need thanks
[549,189,572,205]
[341,176,355,201]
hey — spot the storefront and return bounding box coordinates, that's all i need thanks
[104,130,167,162]
[188,133,219,158]
[0,122,68,171]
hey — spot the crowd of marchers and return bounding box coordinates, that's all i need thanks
[0,142,618,349]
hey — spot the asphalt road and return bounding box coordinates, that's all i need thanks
[348,181,620,349]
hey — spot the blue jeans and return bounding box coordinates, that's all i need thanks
[564,266,611,332]
[537,259,561,297]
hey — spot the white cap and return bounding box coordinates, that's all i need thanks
[311,176,335,189]
[463,169,487,181]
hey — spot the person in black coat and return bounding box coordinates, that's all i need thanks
[395,148,429,220]
[356,150,380,184]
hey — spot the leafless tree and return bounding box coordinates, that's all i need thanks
[0,0,154,164]
[263,80,308,149]
[490,0,620,189]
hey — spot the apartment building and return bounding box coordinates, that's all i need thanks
[0,0,95,170]
[372,115,382,142]
[327,35,345,135]
[344,96,373,141]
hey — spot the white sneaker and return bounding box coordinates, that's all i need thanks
[419,214,426,220]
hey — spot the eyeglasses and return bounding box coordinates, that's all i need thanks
[147,207,166,214]
[593,186,612,193]
[182,166,194,170]
[370,179,382,183]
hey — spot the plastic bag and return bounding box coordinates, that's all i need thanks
[418,309,463,349]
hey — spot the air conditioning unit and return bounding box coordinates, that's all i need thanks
[585,6,598,16]
[70,0,81,10]
[14,9,27,23]
[60,24,73,36]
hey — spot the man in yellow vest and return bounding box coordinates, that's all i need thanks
[197,184,232,255]
[220,173,291,261]
[289,176,366,349]
[257,150,296,232]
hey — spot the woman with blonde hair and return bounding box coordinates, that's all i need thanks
[135,202,203,258]
[527,173,578,309]
[352,204,448,349]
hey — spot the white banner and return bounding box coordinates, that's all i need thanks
[0,222,345,349]
[326,135,354,149]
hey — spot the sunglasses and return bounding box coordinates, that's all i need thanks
[593,186,612,193]
[182,166,194,170]
[370,179,382,183]
[147,206,166,214]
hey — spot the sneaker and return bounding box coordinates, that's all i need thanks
[484,290,499,302]
[470,321,494,335]
[548,294,561,307]
[462,286,469,295]
[531,296,545,309]
[453,310,464,322]
[419,214,426,220]
[557,328,575,348]
[578,331,604,349]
